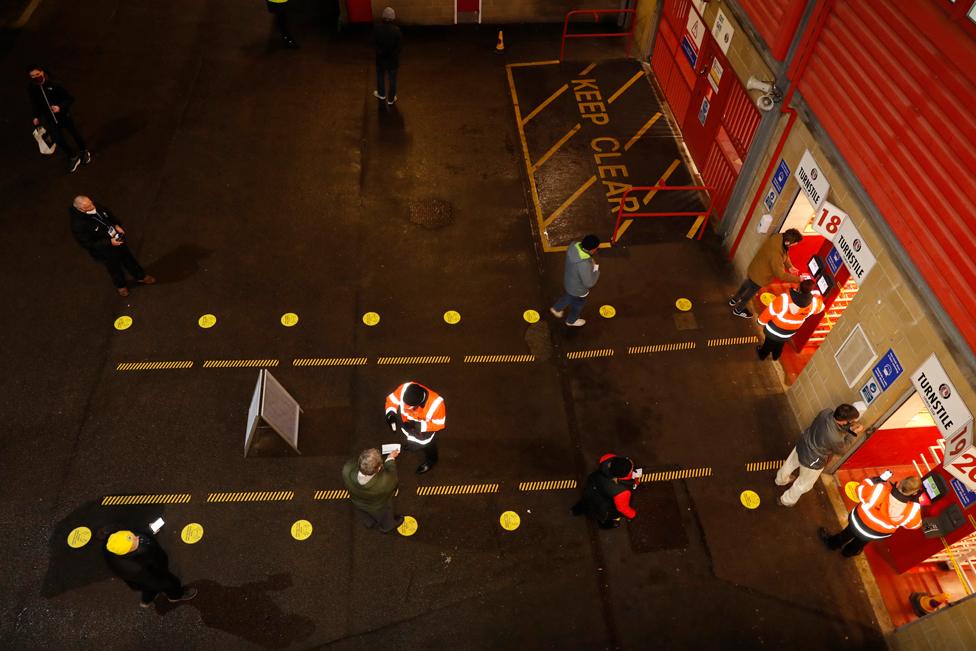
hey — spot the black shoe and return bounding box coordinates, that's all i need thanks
[283,38,299,49]
[167,587,197,603]
[756,346,766,360]
[728,297,737,306]
[841,547,862,558]
[817,527,833,549]
[81,150,92,165]
[732,307,752,319]
[416,463,432,474]
[68,156,82,173]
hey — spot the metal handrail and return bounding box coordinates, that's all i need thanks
[611,184,714,244]
[560,9,637,61]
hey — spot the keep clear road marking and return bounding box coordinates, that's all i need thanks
[614,158,683,242]
[521,84,570,126]
[532,123,582,173]
[543,175,598,228]
[578,62,597,76]
[623,113,662,151]
[606,71,646,105]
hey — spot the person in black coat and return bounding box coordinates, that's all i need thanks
[27,66,91,172]
[103,529,196,607]
[373,7,402,105]
[572,453,639,528]
[70,195,156,297]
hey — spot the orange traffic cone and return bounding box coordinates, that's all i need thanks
[495,30,505,55]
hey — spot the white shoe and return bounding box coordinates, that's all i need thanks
[373,91,386,100]
[566,319,586,327]
[777,496,794,507]
[549,307,565,318]
[387,96,397,105]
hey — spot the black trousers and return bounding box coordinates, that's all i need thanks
[100,246,146,288]
[124,573,184,604]
[757,335,788,361]
[48,114,87,159]
[354,504,401,533]
[266,1,294,41]
[825,521,882,557]
[404,437,439,466]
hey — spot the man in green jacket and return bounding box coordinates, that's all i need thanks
[729,228,803,318]
[342,448,403,533]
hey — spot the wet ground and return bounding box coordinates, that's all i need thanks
[0,2,885,650]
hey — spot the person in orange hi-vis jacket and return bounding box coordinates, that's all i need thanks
[385,381,445,475]
[818,472,922,557]
[756,278,824,361]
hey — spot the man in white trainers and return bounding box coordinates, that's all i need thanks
[550,234,601,327]
[373,7,402,106]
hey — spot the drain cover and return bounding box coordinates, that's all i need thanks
[409,198,454,229]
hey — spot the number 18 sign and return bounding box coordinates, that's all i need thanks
[812,201,848,242]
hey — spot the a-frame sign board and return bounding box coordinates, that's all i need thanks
[244,369,302,456]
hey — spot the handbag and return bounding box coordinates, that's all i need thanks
[33,127,56,155]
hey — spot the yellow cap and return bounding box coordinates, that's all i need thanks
[106,530,136,555]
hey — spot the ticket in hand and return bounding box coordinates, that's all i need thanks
[382,443,402,455]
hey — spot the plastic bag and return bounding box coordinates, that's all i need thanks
[33,127,56,155]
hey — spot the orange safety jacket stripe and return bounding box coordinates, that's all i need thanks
[850,477,922,538]
[757,292,824,339]
[384,382,447,436]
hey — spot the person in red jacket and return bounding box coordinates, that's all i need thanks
[571,453,638,528]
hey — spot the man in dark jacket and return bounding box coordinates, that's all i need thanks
[572,453,638,528]
[776,403,864,506]
[103,529,197,607]
[27,66,91,172]
[70,195,155,297]
[373,7,402,105]
[342,448,404,533]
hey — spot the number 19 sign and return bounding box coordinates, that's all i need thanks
[945,421,976,491]
[812,201,848,242]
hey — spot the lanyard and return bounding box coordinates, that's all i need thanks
[39,84,58,125]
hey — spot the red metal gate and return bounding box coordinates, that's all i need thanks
[651,0,761,217]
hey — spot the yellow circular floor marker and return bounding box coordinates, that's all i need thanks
[740,490,761,510]
[67,526,92,549]
[523,309,540,324]
[500,511,521,531]
[760,292,775,306]
[675,298,693,312]
[291,519,313,541]
[280,312,299,327]
[198,314,217,329]
[362,311,380,326]
[181,523,204,544]
[845,481,860,502]
[443,310,461,325]
[398,515,418,537]
[113,316,133,331]
[599,305,617,319]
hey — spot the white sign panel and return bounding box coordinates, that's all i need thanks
[794,149,830,211]
[686,10,705,49]
[711,9,734,55]
[911,354,973,440]
[945,441,976,491]
[944,420,975,466]
[811,200,848,242]
[833,216,877,282]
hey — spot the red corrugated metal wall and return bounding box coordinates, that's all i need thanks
[737,0,807,59]
[799,1,976,353]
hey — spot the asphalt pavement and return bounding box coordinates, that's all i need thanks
[0,2,887,650]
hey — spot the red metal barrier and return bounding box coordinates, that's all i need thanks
[611,185,714,245]
[560,9,636,61]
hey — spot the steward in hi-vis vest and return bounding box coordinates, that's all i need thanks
[818,474,922,557]
[384,381,446,475]
[755,279,824,361]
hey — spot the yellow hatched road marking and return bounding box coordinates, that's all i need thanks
[708,336,760,347]
[543,175,598,228]
[615,158,683,242]
[293,357,368,367]
[207,491,294,503]
[578,62,596,76]
[607,70,646,105]
[116,361,194,371]
[376,356,451,365]
[745,460,786,472]
[521,84,569,126]
[566,348,614,360]
[532,123,582,172]
[313,489,351,500]
[508,60,561,68]
[416,483,500,496]
[202,359,279,369]
[463,354,536,363]
[101,493,192,506]
[642,468,713,482]
[628,341,696,355]
[623,112,662,151]
[518,479,577,491]
[686,215,705,239]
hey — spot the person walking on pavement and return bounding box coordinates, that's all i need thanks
[385,381,445,474]
[776,403,864,506]
[342,447,404,533]
[550,234,601,327]
[103,529,197,607]
[70,195,156,297]
[27,66,91,173]
[756,278,824,361]
[572,453,638,529]
[373,7,402,105]
[729,228,803,318]
[819,472,922,557]
[266,0,298,48]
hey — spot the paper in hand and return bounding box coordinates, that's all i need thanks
[382,443,402,455]
[633,468,643,478]
[149,517,165,534]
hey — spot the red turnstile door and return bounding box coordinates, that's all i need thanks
[457,0,479,11]
[346,0,373,23]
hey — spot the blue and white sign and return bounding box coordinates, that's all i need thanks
[698,97,710,125]
[872,349,904,391]
[860,377,881,406]
[772,159,790,193]
[951,477,976,509]
[763,187,777,211]
[826,247,843,274]
[680,36,698,68]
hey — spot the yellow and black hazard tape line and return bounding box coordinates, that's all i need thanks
[518,479,577,491]
[628,341,696,355]
[207,490,295,503]
[202,359,279,369]
[745,460,786,472]
[707,336,759,347]
[641,467,713,482]
[101,494,192,506]
[116,361,194,371]
[313,489,350,500]
[463,354,536,363]
[377,356,452,365]
[566,348,615,360]
[294,357,368,367]
[416,483,500,496]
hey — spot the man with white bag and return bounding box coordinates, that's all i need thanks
[27,66,91,172]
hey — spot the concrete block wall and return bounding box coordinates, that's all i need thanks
[372,1,624,25]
